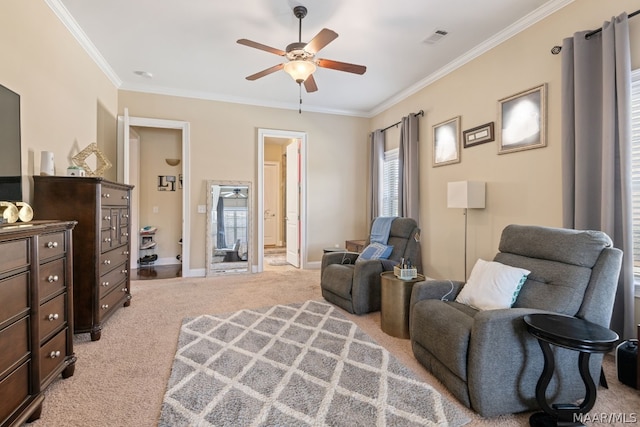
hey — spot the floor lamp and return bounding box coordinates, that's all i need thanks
[447,181,486,280]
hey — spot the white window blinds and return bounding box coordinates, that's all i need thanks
[382,149,399,217]
[630,68,640,287]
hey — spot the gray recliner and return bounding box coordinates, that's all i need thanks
[321,217,422,314]
[409,224,622,418]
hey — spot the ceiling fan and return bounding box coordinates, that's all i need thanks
[237,5,367,94]
[222,188,247,198]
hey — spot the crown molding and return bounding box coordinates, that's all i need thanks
[367,0,575,117]
[45,0,121,87]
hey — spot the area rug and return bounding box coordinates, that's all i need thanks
[159,300,469,427]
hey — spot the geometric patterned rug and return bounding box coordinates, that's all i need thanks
[159,300,470,426]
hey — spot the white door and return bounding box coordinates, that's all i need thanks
[263,162,279,246]
[286,141,300,267]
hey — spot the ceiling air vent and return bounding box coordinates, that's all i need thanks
[423,29,449,45]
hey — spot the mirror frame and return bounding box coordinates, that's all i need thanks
[205,180,252,276]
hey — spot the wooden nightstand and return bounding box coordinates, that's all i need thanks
[345,239,366,253]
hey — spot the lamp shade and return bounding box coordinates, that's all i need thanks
[447,181,485,209]
[283,60,316,83]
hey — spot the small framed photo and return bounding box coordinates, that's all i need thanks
[433,116,461,167]
[463,122,494,148]
[498,84,546,154]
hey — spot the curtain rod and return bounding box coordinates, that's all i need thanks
[551,9,639,54]
[381,110,424,132]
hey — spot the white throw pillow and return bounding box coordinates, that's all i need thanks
[455,259,530,310]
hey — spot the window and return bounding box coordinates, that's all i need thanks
[223,207,247,248]
[630,68,640,294]
[382,149,399,217]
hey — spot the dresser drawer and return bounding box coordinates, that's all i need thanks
[99,264,128,298]
[101,208,115,230]
[119,226,130,245]
[99,286,128,321]
[39,293,66,342]
[119,208,130,226]
[39,258,66,302]
[0,360,30,423]
[39,232,65,261]
[101,187,130,206]
[100,248,129,274]
[0,317,29,378]
[40,328,67,384]
[0,273,29,324]
[101,229,114,253]
[0,239,28,274]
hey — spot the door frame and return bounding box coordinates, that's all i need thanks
[257,128,307,272]
[117,110,192,276]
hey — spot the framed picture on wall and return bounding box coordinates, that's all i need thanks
[433,116,461,167]
[463,122,494,148]
[498,84,547,154]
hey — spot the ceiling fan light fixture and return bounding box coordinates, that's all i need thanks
[283,60,316,83]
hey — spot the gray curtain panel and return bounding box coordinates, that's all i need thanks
[368,129,385,223]
[399,114,420,224]
[561,13,634,339]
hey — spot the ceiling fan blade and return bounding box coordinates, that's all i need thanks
[304,74,318,93]
[304,28,338,54]
[237,39,286,56]
[245,63,284,81]
[317,58,366,75]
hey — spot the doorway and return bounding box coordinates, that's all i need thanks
[257,129,307,272]
[117,110,192,276]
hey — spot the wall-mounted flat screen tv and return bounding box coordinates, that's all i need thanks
[0,83,22,202]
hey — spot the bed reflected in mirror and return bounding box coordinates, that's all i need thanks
[206,180,252,275]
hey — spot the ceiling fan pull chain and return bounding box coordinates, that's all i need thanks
[299,83,302,114]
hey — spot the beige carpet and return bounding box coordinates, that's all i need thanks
[31,269,639,426]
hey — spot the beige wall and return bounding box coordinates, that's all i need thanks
[118,92,370,270]
[3,0,640,315]
[0,0,119,201]
[371,0,640,282]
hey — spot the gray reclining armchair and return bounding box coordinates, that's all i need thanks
[321,217,422,314]
[409,224,622,418]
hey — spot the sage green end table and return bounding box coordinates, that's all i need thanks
[380,271,425,339]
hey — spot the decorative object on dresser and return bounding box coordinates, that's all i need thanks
[32,176,134,341]
[0,220,76,426]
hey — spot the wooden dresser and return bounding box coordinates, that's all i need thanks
[0,220,76,427]
[32,176,134,341]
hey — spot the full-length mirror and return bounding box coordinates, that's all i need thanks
[206,180,252,275]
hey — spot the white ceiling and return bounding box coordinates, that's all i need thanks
[50,0,572,117]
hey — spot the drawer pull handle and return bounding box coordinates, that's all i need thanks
[111,226,116,230]
[122,214,129,218]
[101,304,109,310]
[103,193,110,198]
[121,269,128,274]
[49,350,61,359]
[122,232,129,237]
[101,281,109,287]
[47,275,59,283]
[46,241,58,249]
[103,216,111,221]
[122,195,129,200]
[104,238,112,243]
[48,313,59,321]
[123,251,130,255]
[103,259,111,265]
[121,287,128,293]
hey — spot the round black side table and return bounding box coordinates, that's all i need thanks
[523,314,619,427]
